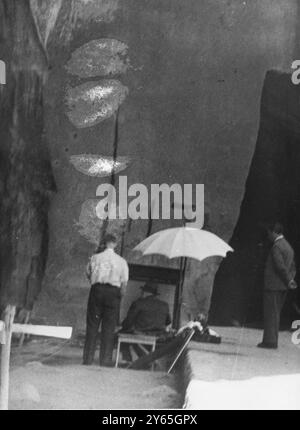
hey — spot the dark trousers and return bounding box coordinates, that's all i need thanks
[83,283,121,365]
[120,329,167,362]
[121,343,152,362]
[263,290,287,346]
[129,330,191,370]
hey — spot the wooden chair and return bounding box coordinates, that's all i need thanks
[115,333,157,369]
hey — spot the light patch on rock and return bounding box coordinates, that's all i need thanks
[75,0,120,23]
[66,39,129,78]
[65,80,128,128]
[30,0,63,48]
[69,154,131,177]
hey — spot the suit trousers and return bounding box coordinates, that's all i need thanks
[121,343,152,362]
[129,330,191,370]
[263,290,287,346]
[83,283,121,365]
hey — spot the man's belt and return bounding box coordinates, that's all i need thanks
[93,282,120,288]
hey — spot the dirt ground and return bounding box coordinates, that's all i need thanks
[188,327,300,381]
[8,338,182,410]
[185,327,300,409]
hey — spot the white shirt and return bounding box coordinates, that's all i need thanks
[87,248,129,288]
[274,235,284,243]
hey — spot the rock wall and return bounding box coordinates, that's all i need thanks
[29,0,299,330]
[211,70,300,325]
[0,0,56,311]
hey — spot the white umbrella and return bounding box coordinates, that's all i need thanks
[134,227,233,261]
[133,227,233,327]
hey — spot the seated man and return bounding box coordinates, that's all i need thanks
[120,282,171,362]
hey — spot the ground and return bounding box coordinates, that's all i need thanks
[8,339,181,410]
[7,326,300,410]
[184,326,300,409]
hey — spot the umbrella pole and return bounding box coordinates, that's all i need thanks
[175,257,187,329]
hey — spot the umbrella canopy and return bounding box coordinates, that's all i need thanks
[134,227,233,261]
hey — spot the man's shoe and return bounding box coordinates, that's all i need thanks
[192,329,222,344]
[257,342,278,349]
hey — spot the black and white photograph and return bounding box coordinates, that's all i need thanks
[0,0,299,412]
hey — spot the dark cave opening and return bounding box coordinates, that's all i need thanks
[210,70,300,327]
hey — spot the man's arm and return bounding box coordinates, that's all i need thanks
[120,261,129,297]
[86,259,92,282]
[271,246,292,286]
[120,281,127,297]
[122,301,140,332]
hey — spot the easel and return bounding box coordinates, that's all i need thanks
[0,304,72,410]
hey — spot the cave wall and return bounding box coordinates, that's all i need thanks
[0,0,56,312]
[211,70,300,326]
[29,0,299,330]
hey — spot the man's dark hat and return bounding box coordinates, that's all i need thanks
[141,282,159,295]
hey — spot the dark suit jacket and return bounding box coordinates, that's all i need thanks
[122,295,171,333]
[264,237,296,291]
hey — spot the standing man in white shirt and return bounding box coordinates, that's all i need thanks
[83,233,129,366]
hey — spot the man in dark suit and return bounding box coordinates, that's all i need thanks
[258,222,297,349]
[122,282,171,334]
[120,282,171,362]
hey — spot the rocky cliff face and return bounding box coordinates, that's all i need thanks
[212,70,300,325]
[1,0,299,329]
[0,0,56,311]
